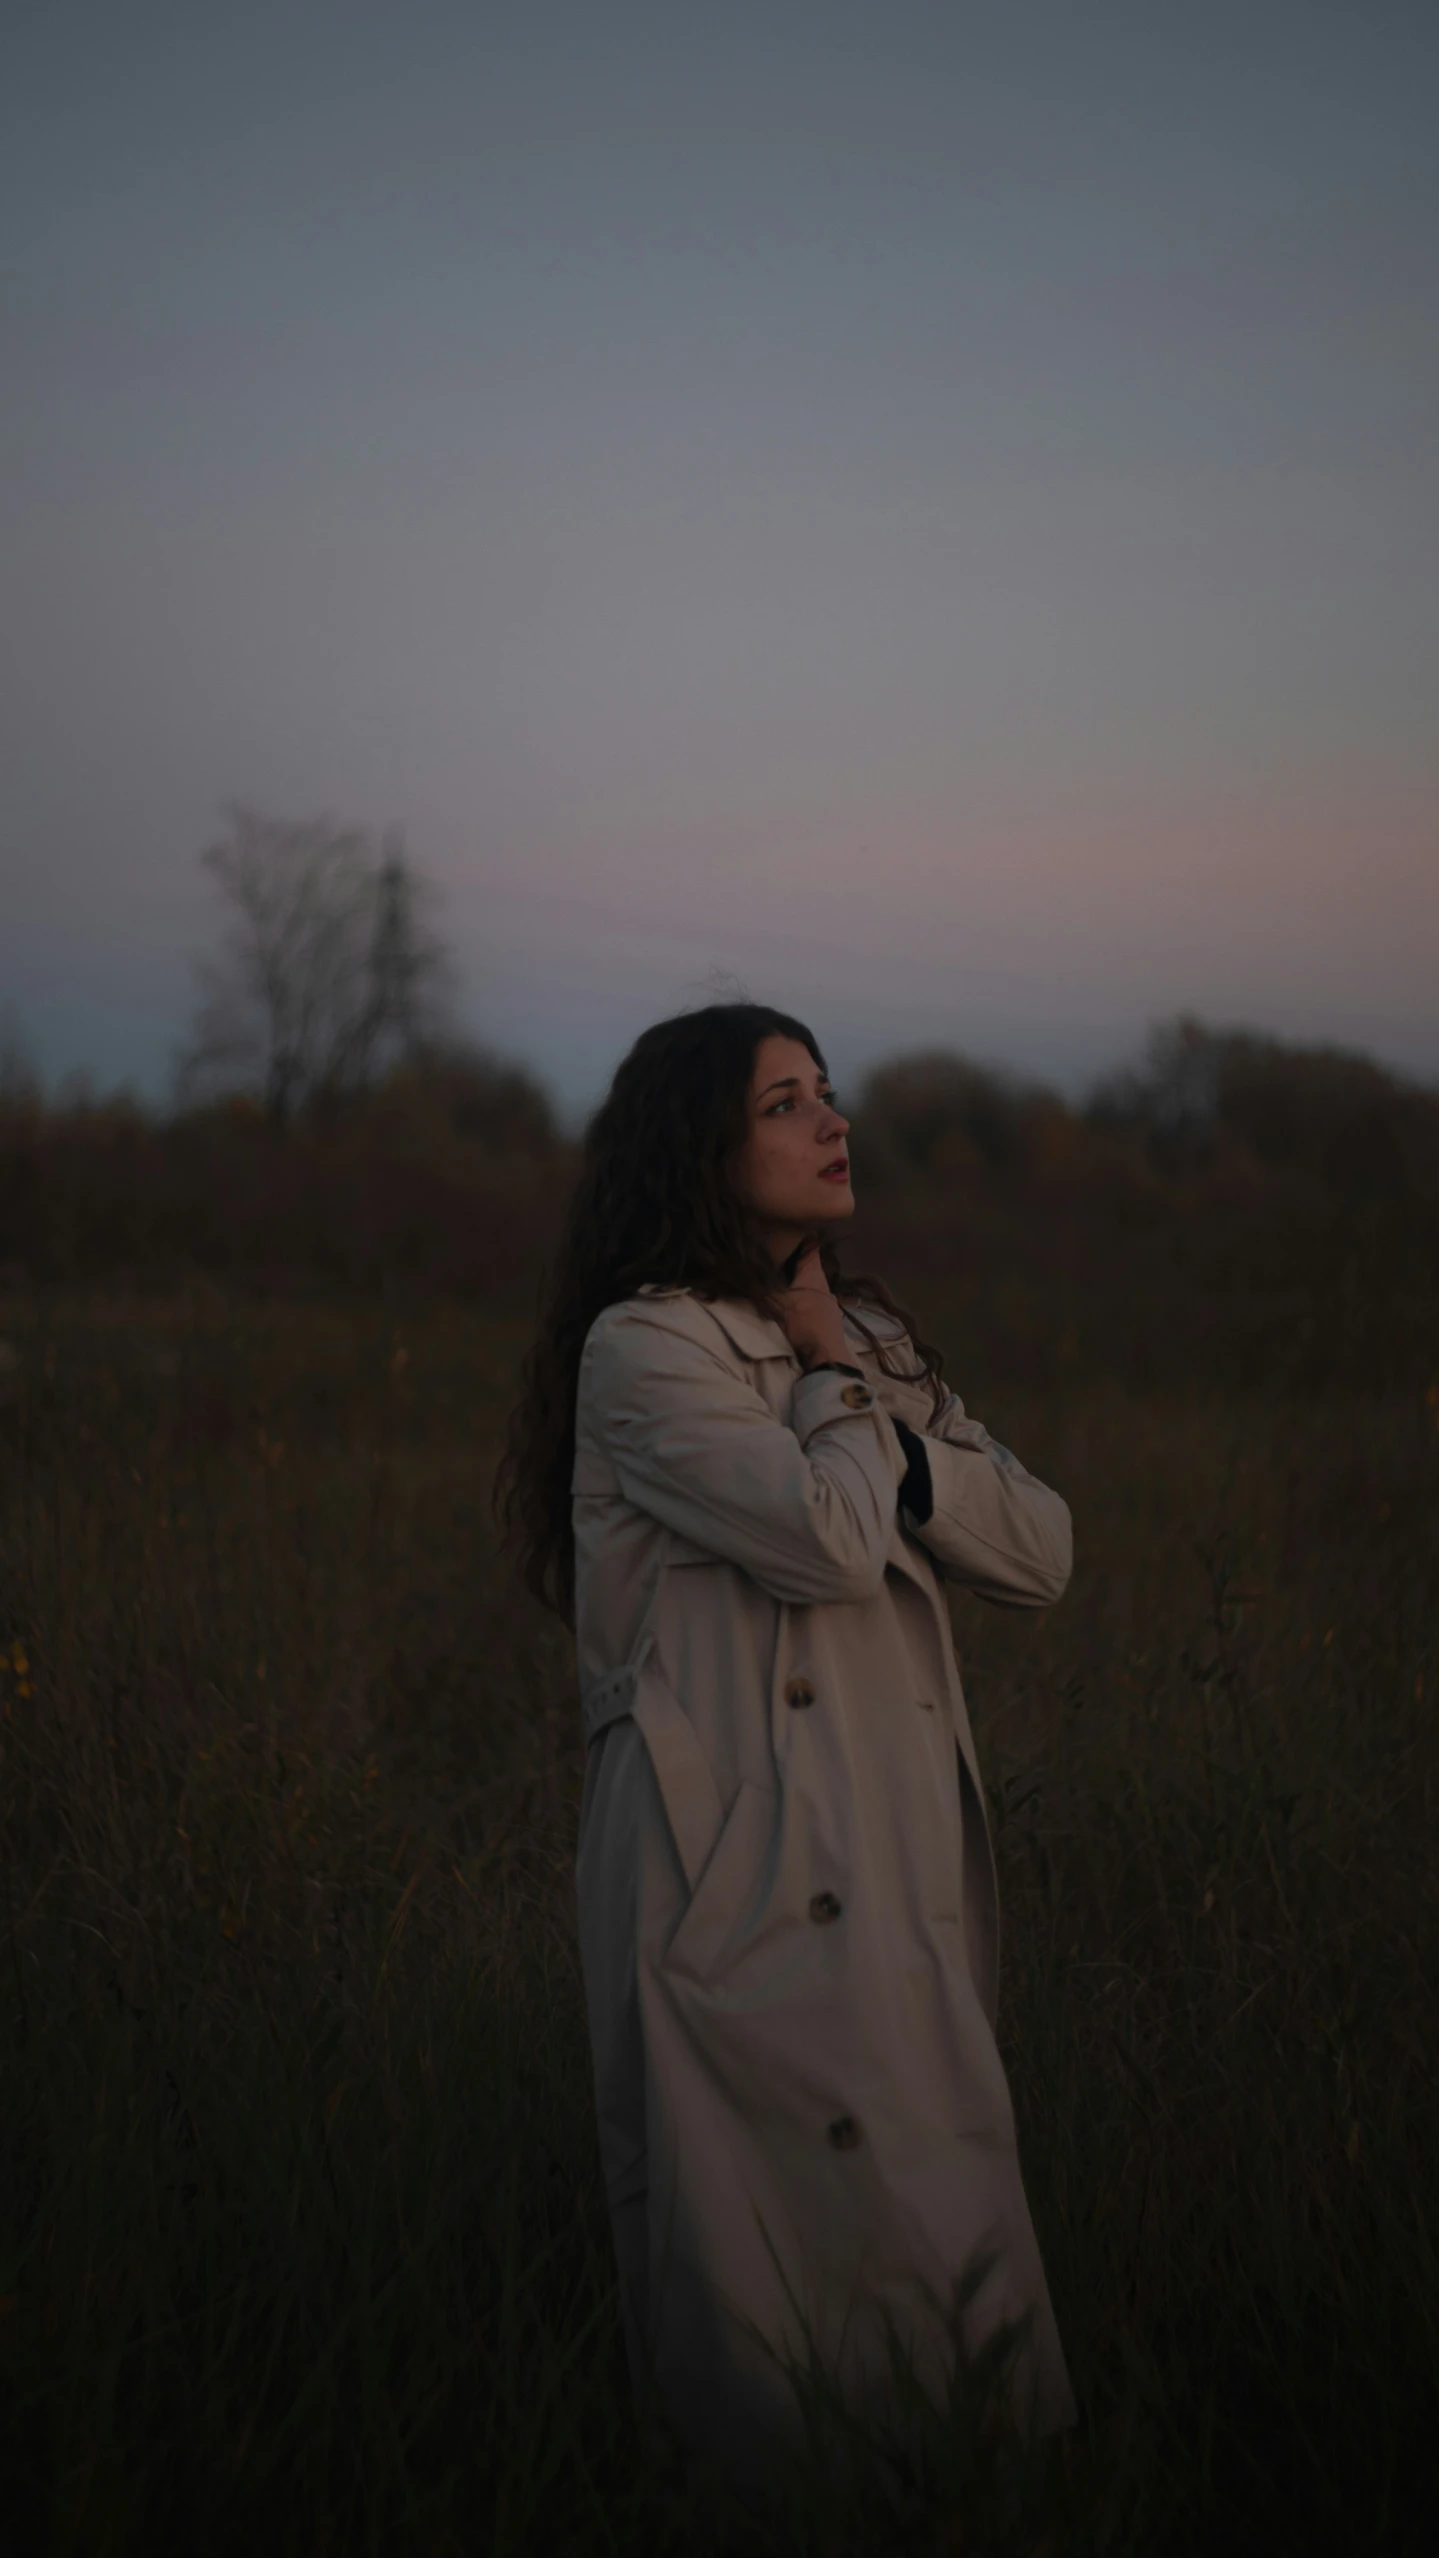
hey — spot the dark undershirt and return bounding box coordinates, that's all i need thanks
[891,1420,935,1524]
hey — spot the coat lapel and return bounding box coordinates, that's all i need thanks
[699,1296,794,1363]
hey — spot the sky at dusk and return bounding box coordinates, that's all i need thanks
[4,0,1437,1110]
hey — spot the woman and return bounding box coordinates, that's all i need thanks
[500,1002,1075,2479]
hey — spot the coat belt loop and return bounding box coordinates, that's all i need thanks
[580,1637,654,1744]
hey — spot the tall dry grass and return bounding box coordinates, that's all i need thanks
[2,1290,1436,2552]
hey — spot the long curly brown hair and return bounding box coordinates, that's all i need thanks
[495,1002,945,1619]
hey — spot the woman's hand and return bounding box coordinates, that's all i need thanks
[772,1240,852,1371]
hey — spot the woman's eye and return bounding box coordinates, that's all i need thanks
[765,1089,837,1116]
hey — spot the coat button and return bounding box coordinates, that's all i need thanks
[839,1382,873,1410]
[808,1891,842,1924]
[826,2115,863,2151]
[784,1677,816,1710]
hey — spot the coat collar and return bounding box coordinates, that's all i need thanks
[634,1284,792,1363]
[634,1288,900,1367]
[707,1298,910,1367]
[703,1296,794,1361]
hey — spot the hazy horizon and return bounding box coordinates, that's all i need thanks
[5,0,1437,1114]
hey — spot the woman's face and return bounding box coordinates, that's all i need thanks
[731,1034,854,1257]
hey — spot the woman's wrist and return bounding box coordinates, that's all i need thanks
[794,1332,844,1367]
[792,1318,852,1368]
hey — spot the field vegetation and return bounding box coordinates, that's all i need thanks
[1,1020,1437,2552]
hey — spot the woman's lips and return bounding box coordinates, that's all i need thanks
[818,1159,850,1182]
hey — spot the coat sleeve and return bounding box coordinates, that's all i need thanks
[582,1304,908,1606]
[898,1389,1072,1607]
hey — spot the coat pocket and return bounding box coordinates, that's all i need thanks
[626,1656,728,1897]
[584,1651,778,1986]
[661,1777,777,1984]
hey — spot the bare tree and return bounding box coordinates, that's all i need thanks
[179,806,449,1123]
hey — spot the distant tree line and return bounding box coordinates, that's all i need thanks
[2,804,1436,1388]
[857,1017,1439,1204]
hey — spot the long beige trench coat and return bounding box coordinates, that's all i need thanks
[572,1285,1075,2471]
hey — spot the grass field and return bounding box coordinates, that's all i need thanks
[2,1289,1437,2554]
